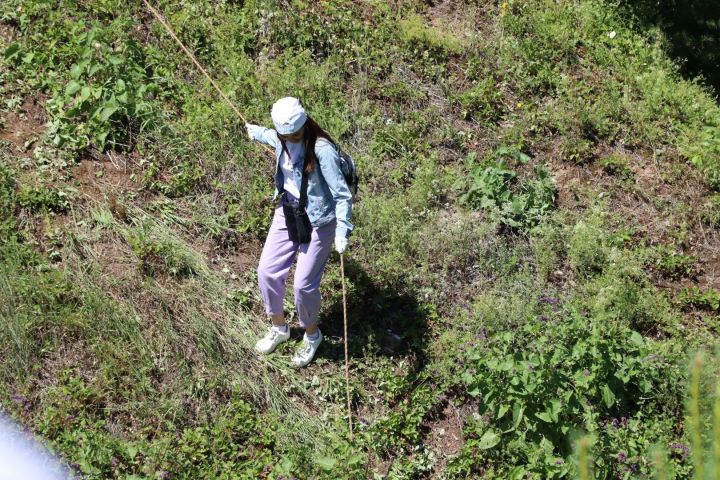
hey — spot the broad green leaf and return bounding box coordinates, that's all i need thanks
[65,80,82,96]
[478,429,501,450]
[630,331,644,347]
[4,43,21,61]
[601,385,616,408]
[508,466,526,479]
[512,403,524,429]
[126,445,138,460]
[89,62,103,76]
[98,104,119,122]
[550,399,561,422]
[70,63,84,80]
[79,86,91,103]
[535,411,553,423]
[316,456,337,471]
[497,403,510,420]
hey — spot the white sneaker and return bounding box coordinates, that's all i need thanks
[254,325,290,354]
[290,330,323,368]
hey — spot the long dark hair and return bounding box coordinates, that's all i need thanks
[302,116,334,173]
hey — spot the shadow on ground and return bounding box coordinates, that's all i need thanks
[314,256,431,367]
[621,0,720,94]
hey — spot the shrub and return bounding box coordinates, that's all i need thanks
[451,310,685,478]
[600,154,633,180]
[681,113,720,191]
[580,252,678,334]
[46,26,162,151]
[678,286,720,312]
[398,14,462,59]
[457,147,556,231]
[127,228,199,278]
[454,76,505,123]
[648,246,697,280]
[567,212,609,277]
[16,185,71,213]
[700,194,720,227]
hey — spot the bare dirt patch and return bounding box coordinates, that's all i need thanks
[424,399,465,476]
[70,152,140,205]
[0,96,48,151]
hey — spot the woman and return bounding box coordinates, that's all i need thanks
[246,97,353,368]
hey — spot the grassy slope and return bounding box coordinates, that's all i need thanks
[1,0,720,478]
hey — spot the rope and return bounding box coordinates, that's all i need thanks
[140,0,273,154]
[340,253,353,440]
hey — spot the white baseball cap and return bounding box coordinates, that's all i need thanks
[271,97,307,135]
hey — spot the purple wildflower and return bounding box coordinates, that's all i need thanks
[617,451,627,463]
[670,443,690,460]
[555,459,564,465]
[539,296,559,305]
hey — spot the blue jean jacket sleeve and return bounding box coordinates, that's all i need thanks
[248,124,281,149]
[316,142,354,239]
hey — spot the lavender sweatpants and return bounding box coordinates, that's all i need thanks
[257,203,336,328]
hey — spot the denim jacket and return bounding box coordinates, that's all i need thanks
[249,125,353,239]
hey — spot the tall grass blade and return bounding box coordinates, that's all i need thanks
[690,351,704,480]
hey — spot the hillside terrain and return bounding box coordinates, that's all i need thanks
[2,0,720,478]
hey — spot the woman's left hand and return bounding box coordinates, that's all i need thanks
[334,236,348,254]
[246,123,263,139]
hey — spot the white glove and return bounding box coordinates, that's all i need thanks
[245,123,262,140]
[334,236,348,254]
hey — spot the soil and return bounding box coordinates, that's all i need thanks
[0,96,48,152]
[544,138,720,304]
[70,154,139,203]
[423,399,466,477]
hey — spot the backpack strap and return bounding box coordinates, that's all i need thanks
[281,138,310,208]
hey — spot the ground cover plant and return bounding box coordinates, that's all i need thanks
[1,0,720,478]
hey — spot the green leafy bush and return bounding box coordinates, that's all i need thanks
[700,194,720,227]
[127,229,198,278]
[600,154,633,180]
[458,147,556,231]
[683,114,720,191]
[649,246,696,280]
[679,286,720,312]
[16,185,71,213]
[454,76,505,123]
[46,27,161,151]
[452,313,684,479]
[567,213,609,277]
[399,14,462,59]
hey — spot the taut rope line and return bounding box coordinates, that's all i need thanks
[140,0,273,154]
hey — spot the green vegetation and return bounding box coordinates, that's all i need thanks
[1,0,719,478]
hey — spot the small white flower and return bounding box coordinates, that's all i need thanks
[608,31,617,39]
